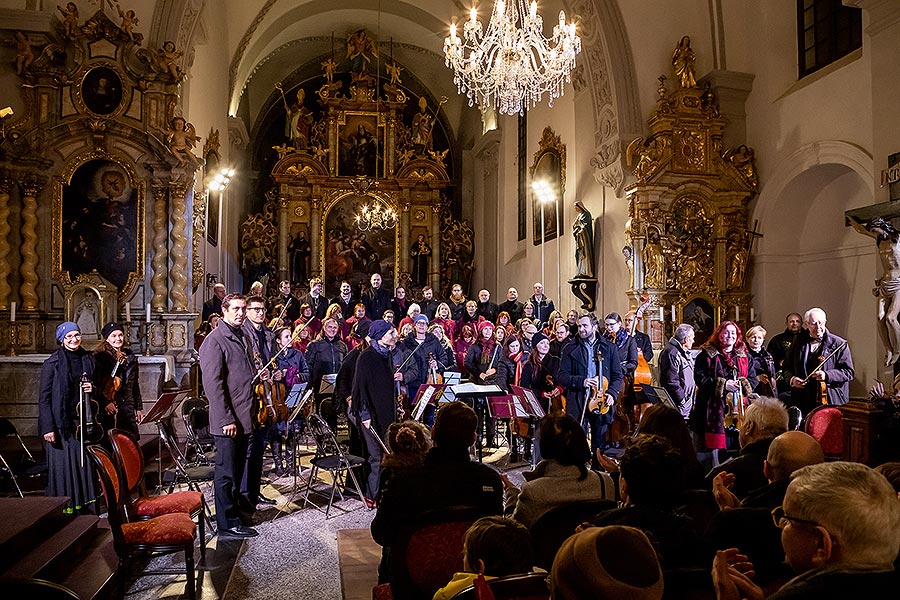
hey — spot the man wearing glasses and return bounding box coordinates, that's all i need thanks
[713,461,900,599]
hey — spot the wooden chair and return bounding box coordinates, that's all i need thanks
[528,499,617,571]
[449,572,550,600]
[87,445,197,600]
[108,428,209,554]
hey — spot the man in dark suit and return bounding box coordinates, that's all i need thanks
[270,279,300,325]
[624,310,654,362]
[201,283,226,322]
[199,293,259,538]
[419,286,440,320]
[498,287,524,323]
[331,280,357,317]
[784,307,854,415]
[300,277,328,320]
[475,289,499,323]
[558,312,623,464]
[362,273,392,321]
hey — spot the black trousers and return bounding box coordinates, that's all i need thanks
[241,426,268,505]
[566,396,612,465]
[360,424,384,500]
[213,433,249,530]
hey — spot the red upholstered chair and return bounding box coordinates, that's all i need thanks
[87,445,197,600]
[449,572,550,600]
[803,405,844,460]
[108,428,208,555]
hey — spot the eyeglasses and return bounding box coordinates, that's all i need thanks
[247,307,266,312]
[771,506,819,529]
[604,322,618,327]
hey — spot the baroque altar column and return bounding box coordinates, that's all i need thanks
[150,184,169,311]
[278,196,289,283]
[169,181,189,311]
[310,195,321,278]
[0,175,12,309]
[430,191,441,291]
[19,178,42,310]
[400,192,410,279]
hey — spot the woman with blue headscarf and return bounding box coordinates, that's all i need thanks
[38,322,98,514]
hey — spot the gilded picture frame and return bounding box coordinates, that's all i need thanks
[530,126,566,246]
[680,294,720,348]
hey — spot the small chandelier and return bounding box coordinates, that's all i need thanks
[443,0,582,116]
[354,203,397,232]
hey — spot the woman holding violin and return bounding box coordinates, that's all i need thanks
[94,322,142,439]
[495,335,528,462]
[38,322,98,514]
[273,326,309,476]
[745,325,777,397]
[692,321,757,467]
[521,332,563,463]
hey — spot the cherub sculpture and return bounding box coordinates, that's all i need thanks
[321,57,337,83]
[117,6,140,42]
[167,116,200,166]
[57,3,79,38]
[15,32,37,75]
[157,40,183,80]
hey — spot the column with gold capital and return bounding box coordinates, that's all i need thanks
[400,195,410,279]
[19,179,42,310]
[169,181,189,311]
[0,175,12,309]
[310,195,321,278]
[150,184,169,312]
[278,196,289,283]
[430,191,442,291]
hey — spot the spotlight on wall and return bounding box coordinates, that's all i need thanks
[208,167,235,192]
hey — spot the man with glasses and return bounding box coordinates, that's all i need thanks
[713,462,900,599]
[199,293,259,538]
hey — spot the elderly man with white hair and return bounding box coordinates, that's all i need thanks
[783,307,854,415]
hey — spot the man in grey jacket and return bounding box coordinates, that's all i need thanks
[658,323,696,419]
[199,293,259,538]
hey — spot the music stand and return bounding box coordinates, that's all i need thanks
[510,385,547,421]
[271,386,316,522]
[143,389,190,493]
[638,385,677,411]
[318,373,336,397]
[451,383,506,462]
[411,384,447,422]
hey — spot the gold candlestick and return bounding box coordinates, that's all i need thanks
[144,321,153,356]
[8,322,18,356]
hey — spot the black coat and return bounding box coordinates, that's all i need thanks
[558,336,623,422]
[38,348,96,437]
[351,346,396,437]
[201,296,222,322]
[362,286,392,321]
[330,294,358,319]
[306,335,348,398]
[783,329,854,411]
[399,333,443,392]
[94,347,141,412]
[633,330,654,362]
[498,300,524,323]
[199,323,256,434]
[476,300,499,323]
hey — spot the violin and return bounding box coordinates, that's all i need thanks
[587,348,611,414]
[252,353,288,427]
[75,372,103,443]
[426,352,443,385]
[102,348,127,403]
[545,373,566,415]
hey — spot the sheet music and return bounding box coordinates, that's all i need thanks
[412,386,436,421]
[288,390,314,422]
[451,382,504,395]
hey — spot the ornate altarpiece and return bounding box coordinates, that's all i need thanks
[624,47,759,348]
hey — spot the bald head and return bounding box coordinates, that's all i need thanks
[765,431,825,482]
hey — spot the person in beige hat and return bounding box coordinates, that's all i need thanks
[549,525,664,600]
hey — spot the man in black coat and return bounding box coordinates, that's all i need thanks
[300,277,328,320]
[558,312,623,463]
[201,283,226,322]
[270,279,300,325]
[498,287,524,323]
[475,289,499,323]
[624,310,654,362]
[767,312,803,394]
[199,293,258,538]
[330,280,357,318]
[419,286,440,321]
[362,273,392,322]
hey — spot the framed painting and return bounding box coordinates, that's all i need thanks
[339,113,383,178]
[530,127,565,246]
[81,66,124,116]
[681,295,719,348]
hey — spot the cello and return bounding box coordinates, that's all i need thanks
[630,295,653,424]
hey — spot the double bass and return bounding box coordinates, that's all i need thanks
[630,295,654,425]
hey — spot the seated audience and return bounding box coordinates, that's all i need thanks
[712,462,900,599]
[432,516,534,600]
[549,525,663,600]
[636,403,706,489]
[504,415,615,528]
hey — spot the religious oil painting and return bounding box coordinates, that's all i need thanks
[81,66,124,116]
[682,296,717,348]
[61,159,139,290]
[323,194,396,297]
[531,127,566,246]
[339,115,382,178]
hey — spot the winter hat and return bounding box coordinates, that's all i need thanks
[56,321,80,343]
[101,322,124,340]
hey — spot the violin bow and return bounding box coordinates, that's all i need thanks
[250,319,312,383]
[800,341,848,384]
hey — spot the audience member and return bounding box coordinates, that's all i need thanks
[637,403,706,489]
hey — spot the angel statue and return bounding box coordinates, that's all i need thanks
[167,116,200,166]
[157,40,183,80]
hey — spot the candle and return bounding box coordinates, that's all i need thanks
[671,305,676,322]
[659,306,664,321]
[735,306,740,321]
[750,307,755,322]
[125,302,131,322]
[146,303,151,323]
[10,302,15,322]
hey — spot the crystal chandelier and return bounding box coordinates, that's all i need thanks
[354,203,397,232]
[443,0,582,116]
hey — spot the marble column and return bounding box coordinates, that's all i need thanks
[278,196,289,283]
[150,185,169,312]
[19,179,41,310]
[310,196,321,277]
[0,175,12,309]
[169,181,189,311]
[400,198,410,278]
[430,191,442,291]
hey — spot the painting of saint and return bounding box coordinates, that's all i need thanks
[683,297,716,348]
[323,195,395,296]
[82,66,123,115]
[61,160,139,291]
[339,117,381,177]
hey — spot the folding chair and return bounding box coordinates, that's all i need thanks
[180,397,214,465]
[302,413,366,518]
[0,417,47,497]
[87,445,197,600]
[156,417,215,494]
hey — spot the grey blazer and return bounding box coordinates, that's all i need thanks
[199,323,256,434]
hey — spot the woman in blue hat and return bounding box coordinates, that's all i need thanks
[37,322,98,514]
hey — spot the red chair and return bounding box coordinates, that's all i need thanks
[87,445,197,600]
[108,428,208,556]
[803,405,844,459]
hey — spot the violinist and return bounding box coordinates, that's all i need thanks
[521,332,562,463]
[465,319,501,448]
[38,322,98,514]
[274,326,309,476]
[496,335,529,462]
[198,294,258,538]
[558,312,623,468]
[785,308,854,415]
[241,295,280,508]
[351,319,405,502]
[427,323,456,373]
[398,314,443,425]
[94,322,142,439]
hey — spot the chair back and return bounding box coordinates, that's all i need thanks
[86,445,128,554]
[109,428,145,492]
[449,572,549,600]
[157,417,191,472]
[529,499,617,570]
[391,506,485,600]
[307,413,348,464]
[802,405,844,459]
[0,417,35,461]
[786,406,802,431]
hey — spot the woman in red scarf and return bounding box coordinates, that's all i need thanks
[454,324,476,373]
[692,321,758,462]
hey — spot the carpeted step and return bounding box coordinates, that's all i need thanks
[0,497,70,570]
[59,528,118,600]
[1,514,101,581]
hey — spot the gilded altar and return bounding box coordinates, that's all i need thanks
[624,38,758,347]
